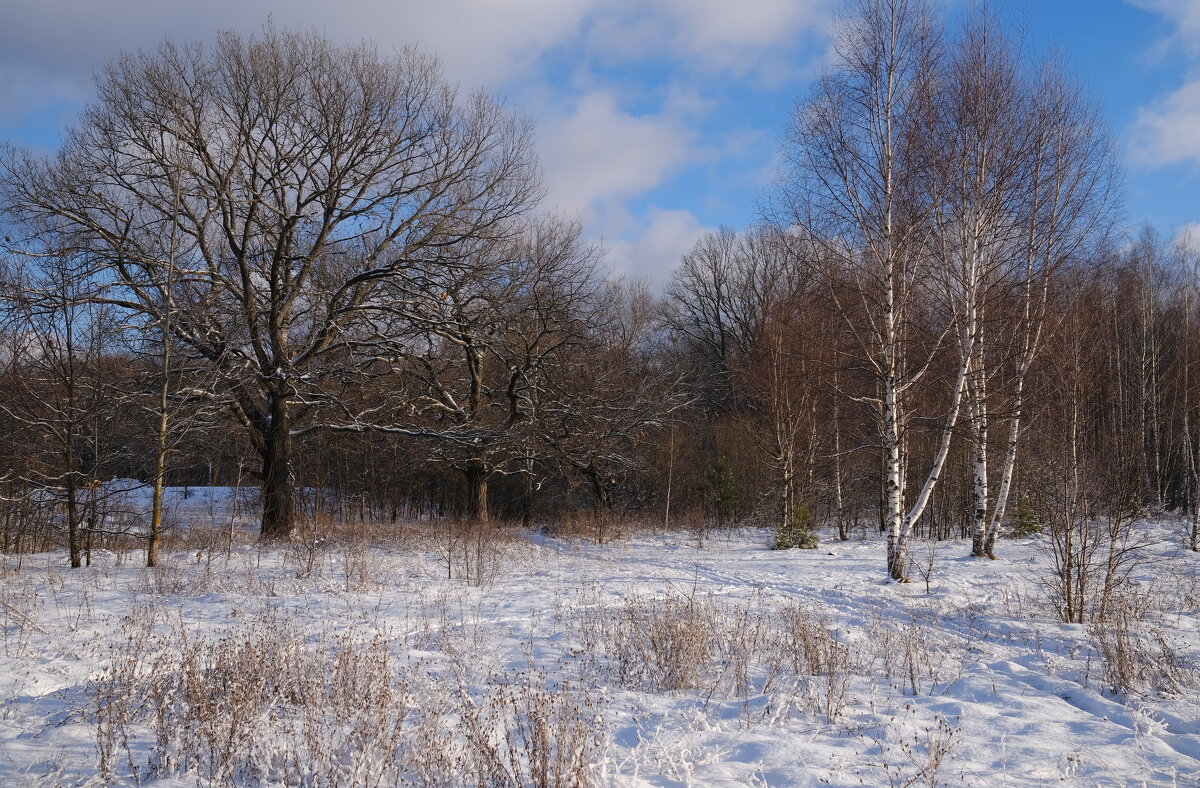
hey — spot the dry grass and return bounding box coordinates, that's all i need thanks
[540,512,631,544]
[855,703,964,788]
[281,516,540,588]
[91,605,606,787]
[0,570,43,658]
[572,587,851,723]
[854,612,968,697]
[0,520,1188,786]
[1089,598,1199,698]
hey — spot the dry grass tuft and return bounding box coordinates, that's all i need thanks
[91,605,605,787]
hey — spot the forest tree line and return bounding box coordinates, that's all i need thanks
[1,1,1198,577]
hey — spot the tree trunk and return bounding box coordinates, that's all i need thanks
[148,369,170,567]
[833,394,848,541]
[585,467,613,544]
[663,426,675,531]
[1185,412,1199,552]
[462,461,490,525]
[987,379,1025,554]
[148,471,164,567]
[66,480,82,569]
[969,351,992,558]
[85,499,96,567]
[64,425,82,568]
[893,344,971,581]
[883,378,906,580]
[260,391,294,540]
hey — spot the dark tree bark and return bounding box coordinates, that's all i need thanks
[260,390,294,540]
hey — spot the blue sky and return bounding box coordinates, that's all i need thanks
[2,0,1197,284]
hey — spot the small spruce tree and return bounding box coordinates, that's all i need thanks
[701,455,736,529]
[1006,494,1041,538]
[775,503,820,549]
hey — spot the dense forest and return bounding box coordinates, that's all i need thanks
[1,1,1198,581]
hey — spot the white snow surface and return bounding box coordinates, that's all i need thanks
[1,518,1197,786]
[89,480,257,525]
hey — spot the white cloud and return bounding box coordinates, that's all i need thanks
[584,0,830,83]
[0,1,596,107]
[604,208,712,287]
[1127,0,1200,55]
[0,0,831,118]
[663,0,826,55]
[0,0,827,288]
[1131,79,1200,166]
[1124,1,1200,166]
[537,91,700,221]
[1176,222,1200,252]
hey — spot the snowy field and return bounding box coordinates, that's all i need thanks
[69,481,259,532]
[0,521,1197,787]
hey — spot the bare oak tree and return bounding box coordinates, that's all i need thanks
[323,216,603,524]
[1,28,540,539]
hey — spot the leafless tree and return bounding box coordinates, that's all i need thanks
[934,11,1033,560]
[781,0,964,580]
[663,226,793,409]
[321,216,604,524]
[1027,271,1152,623]
[969,52,1119,559]
[536,279,689,529]
[0,251,123,566]
[1176,238,1200,551]
[0,28,541,539]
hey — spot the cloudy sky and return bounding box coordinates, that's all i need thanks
[2,0,1198,283]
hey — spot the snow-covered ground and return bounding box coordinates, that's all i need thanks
[84,481,258,530]
[0,521,1197,786]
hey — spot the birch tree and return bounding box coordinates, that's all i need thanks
[972,58,1118,557]
[937,12,1033,560]
[1171,232,1200,550]
[782,0,964,581]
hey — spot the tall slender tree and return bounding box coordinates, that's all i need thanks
[782,0,963,580]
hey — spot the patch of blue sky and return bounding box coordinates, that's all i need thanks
[1,1,1197,282]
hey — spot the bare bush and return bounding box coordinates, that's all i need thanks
[158,522,257,557]
[773,602,852,722]
[588,589,718,691]
[435,521,539,586]
[456,671,606,788]
[0,572,42,658]
[95,609,400,785]
[540,512,631,545]
[126,551,281,598]
[93,608,408,785]
[341,540,379,592]
[853,613,962,696]
[1055,519,1154,624]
